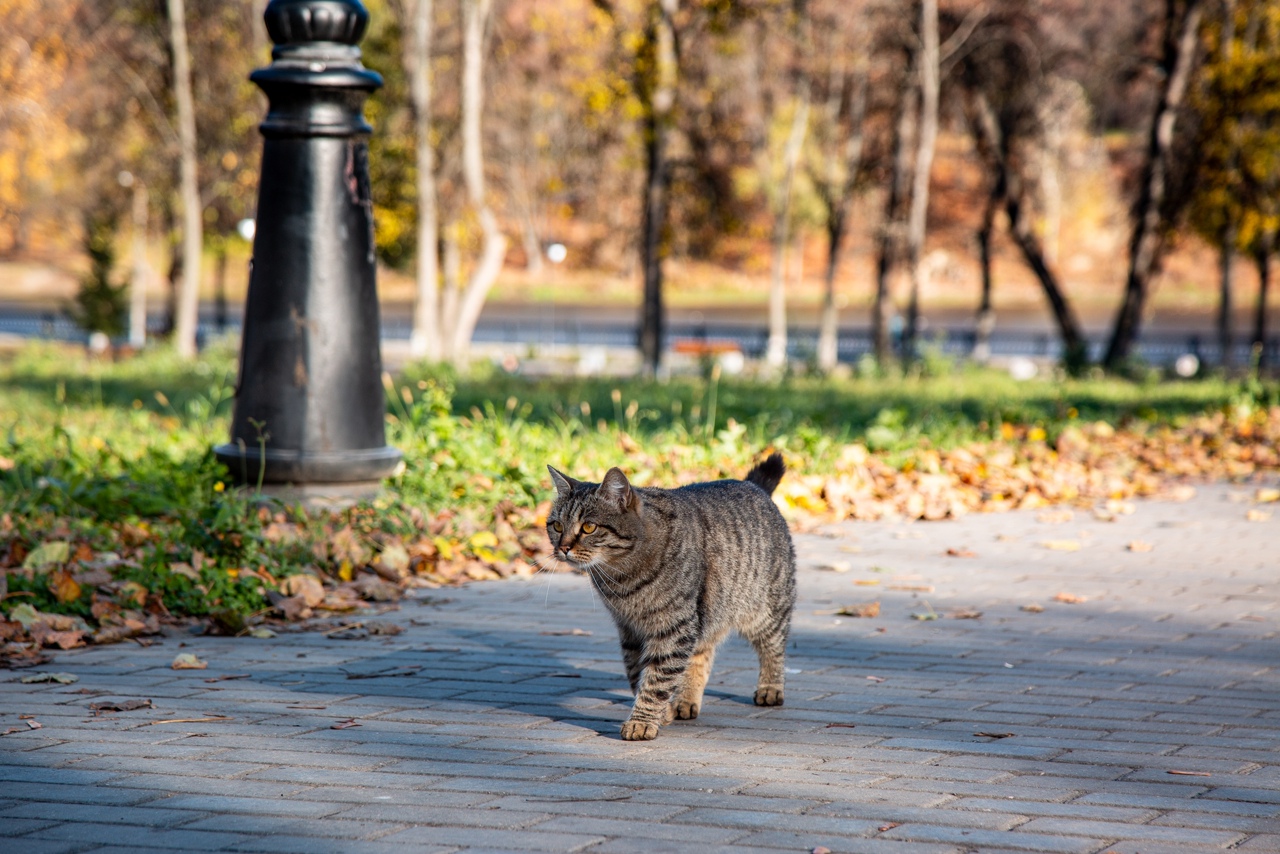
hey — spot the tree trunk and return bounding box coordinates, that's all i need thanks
[128,180,149,348]
[764,0,811,371]
[968,90,1085,365]
[451,0,509,363]
[765,94,810,370]
[902,0,940,360]
[168,0,202,358]
[1254,231,1272,369]
[213,241,228,333]
[973,171,1001,363]
[873,76,917,366]
[441,228,460,354]
[638,0,678,378]
[1104,0,1204,369]
[406,0,441,361]
[1005,179,1087,365]
[1218,222,1236,369]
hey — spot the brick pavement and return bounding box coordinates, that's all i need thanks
[1,481,1278,853]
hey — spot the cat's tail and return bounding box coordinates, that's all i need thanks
[744,452,786,495]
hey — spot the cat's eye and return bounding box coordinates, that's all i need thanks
[581,522,597,534]
[551,521,563,532]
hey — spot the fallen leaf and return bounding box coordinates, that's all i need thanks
[539,628,592,636]
[1127,540,1154,552]
[945,547,977,558]
[367,622,403,636]
[48,570,81,604]
[853,579,880,586]
[19,672,78,684]
[202,674,251,683]
[1245,509,1272,522]
[280,574,325,607]
[1021,603,1045,613]
[865,675,886,683]
[1043,539,1082,552]
[949,608,983,619]
[171,653,208,670]
[1053,592,1087,604]
[29,626,85,649]
[812,847,833,854]
[331,719,362,729]
[1167,485,1197,501]
[974,731,1015,738]
[1256,488,1280,503]
[89,699,153,714]
[21,541,70,570]
[836,602,880,618]
[887,583,934,592]
[0,720,41,736]
[818,561,851,573]
[910,602,939,621]
[247,628,276,639]
[1167,770,1212,777]
[877,822,901,832]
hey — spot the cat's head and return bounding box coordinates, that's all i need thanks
[545,465,642,568]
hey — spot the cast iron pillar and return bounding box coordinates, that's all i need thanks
[214,0,401,494]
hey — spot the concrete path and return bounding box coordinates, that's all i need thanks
[3,482,1278,853]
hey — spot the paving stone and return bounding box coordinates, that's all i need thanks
[377,825,604,851]
[878,822,1105,852]
[1018,816,1247,845]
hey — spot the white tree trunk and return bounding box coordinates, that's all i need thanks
[903,0,939,356]
[765,3,811,371]
[764,96,809,370]
[168,0,202,359]
[406,0,441,361]
[450,0,508,363]
[128,180,149,348]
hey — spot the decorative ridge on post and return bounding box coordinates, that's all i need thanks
[214,0,400,499]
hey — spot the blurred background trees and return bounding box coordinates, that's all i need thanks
[1,0,1278,370]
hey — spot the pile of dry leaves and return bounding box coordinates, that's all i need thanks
[776,408,1280,523]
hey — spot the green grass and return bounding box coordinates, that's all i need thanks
[1,341,1274,630]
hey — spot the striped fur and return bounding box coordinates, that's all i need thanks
[547,453,796,741]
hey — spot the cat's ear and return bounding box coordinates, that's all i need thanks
[548,465,576,499]
[599,467,638,511]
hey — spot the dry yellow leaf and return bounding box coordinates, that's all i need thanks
[1053,592,1087,604]
[836,602,880,618]
[1256,488,1280,504]
[1246,509,1272,522]
[171,653,208,670]
[281,574,325,607]
[1043,539,1082,552]
[1021,603,1045,613]
[1127,540,1154,553]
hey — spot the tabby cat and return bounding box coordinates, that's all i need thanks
[546,453,796,741]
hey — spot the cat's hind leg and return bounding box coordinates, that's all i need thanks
[743,609,791,707]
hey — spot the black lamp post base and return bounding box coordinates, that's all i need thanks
[213,443,402,485]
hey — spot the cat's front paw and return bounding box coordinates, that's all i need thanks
[754,687,784,706]
[674,700,699,720]
[620,719,660,741]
